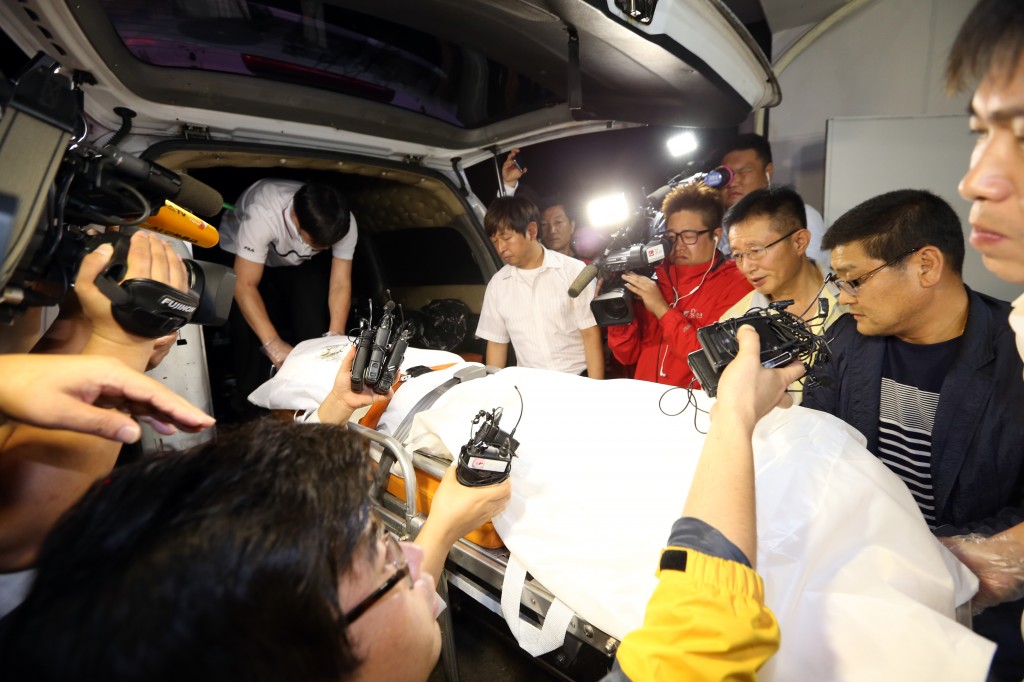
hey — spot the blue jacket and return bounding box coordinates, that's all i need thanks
[803,287,1024,536]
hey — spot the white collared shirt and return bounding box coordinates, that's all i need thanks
[476,247,598,374]
[219,178,358,267]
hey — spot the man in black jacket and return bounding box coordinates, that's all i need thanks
[802,188,1024,676]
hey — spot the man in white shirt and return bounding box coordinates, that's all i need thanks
[476,196,604,378]
[218,178,357,404]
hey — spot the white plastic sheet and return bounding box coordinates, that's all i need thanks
[406,367,994,681]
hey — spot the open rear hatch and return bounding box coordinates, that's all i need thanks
[2,0,779,167]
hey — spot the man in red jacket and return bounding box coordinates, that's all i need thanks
[608,183,752,386]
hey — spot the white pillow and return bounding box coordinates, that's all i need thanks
[247,335,463,411]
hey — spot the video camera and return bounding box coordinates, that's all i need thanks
[567,201,667,326]
[350,296,414,394]
[567,165,736,327]
[0,53,234,338]
[667,165,734,190]
[686,299,832,398]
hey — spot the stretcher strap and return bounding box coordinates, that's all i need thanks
[500,554,575,657]
[391,377,462,443]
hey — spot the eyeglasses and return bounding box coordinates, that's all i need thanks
[342,526,412,624]
[832,248,919,297]
[729,228,800,263]
[664,228,713,245]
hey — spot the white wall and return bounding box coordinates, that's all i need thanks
[766,0,973,214]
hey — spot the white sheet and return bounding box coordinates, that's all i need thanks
[258,353,996,679]
[404,367,994,682]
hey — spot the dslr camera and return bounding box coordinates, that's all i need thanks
[687,300,831,397]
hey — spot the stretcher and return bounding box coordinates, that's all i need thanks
[256,337,997,682]
[352,422,618,680]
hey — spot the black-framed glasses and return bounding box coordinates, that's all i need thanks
[342,528,412,624]
[729,228,800,263]
[833,247,919,297]
[664,228,713,245]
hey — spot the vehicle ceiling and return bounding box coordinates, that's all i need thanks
[51,0,771,149]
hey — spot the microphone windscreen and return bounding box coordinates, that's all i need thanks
[176,174,224,217]
[567,262,599,298]
[141,201,220,248]
[705,166,734,189]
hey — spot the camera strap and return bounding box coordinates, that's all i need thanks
[91,234,199,338]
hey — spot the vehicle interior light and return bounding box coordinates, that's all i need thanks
[666,131,698,157]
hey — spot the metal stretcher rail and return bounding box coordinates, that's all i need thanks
[348,422,619,679]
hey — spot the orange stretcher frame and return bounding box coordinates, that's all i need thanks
[379,465,504,548]
[360,364,505,549]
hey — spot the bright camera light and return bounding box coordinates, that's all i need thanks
[666,131,698,157]
[587,192,630,230]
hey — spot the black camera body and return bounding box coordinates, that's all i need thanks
[76,231,234,338]
[591,235,669,327]
[0,53,234,337]
[687,300,831,398]
[350,299,412,394]
[456,407,520,487]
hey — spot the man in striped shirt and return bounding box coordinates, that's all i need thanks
[804,189,1024,530]
[801,189,1024,673]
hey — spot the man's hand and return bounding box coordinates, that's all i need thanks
[682,325,807,565]
[330,346,394,411]
[414,466,512,584]
[260,337,294,369]
[75,233,190,369]
[939,534,1024,614]
[621,272,670,318]
[77,233,189,347]
[714,325,806,427]
[313,346,393,425]
[501,148,526,188]
[430,466,512,540]
[0,354,214,443]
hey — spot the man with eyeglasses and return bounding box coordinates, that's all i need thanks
[716,134,828,265]
[0,322,800,681]
[718,187,845,405]
[608,183,751,387]
[801,189,1024,672]
[0,341,512,681]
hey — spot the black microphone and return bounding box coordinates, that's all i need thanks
[567,262,599,298]
[103,148,224,217]
[704,166,733,188]
[350,319,374,393]
[365,301,396,387]
[176,174,224,218]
